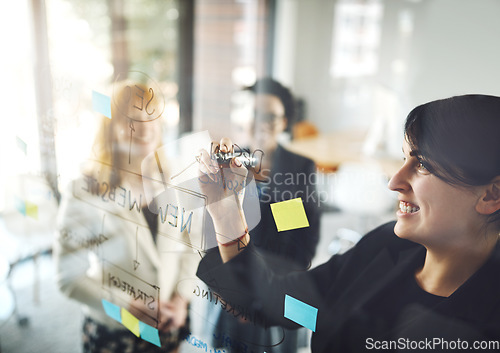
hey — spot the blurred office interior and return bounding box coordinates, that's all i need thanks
[1,0,500,352]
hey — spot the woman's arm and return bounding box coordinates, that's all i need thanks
[197,239,339,329]
[198,137,251,262]
[196,138,338,328]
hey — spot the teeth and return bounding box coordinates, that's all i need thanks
[399,201,420,214]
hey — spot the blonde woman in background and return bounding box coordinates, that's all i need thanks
[54,82,198,352]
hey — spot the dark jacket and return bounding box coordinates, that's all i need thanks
[206,145,321,351]
[249,144,320,269]
[197,222,500,352]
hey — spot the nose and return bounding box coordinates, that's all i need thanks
[388,163,411,192]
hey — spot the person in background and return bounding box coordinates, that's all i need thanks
[54,81,199,353]
[244,77,320,270]
[210,78,320,352]
[197,94,500,352]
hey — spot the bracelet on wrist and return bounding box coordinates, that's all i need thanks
[217,228,248,247]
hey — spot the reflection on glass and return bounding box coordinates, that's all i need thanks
[330,0,383,78]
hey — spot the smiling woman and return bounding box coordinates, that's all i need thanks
[195,94,500,353]
[388,95,500,298]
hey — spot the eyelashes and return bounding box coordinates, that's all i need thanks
[416,156,432,174]
[402,155,432,174]
[417,161,428,171]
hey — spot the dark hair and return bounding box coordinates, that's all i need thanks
[405,94,500,225]
[244,77,296,122]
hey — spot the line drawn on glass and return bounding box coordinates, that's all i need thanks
[133,226,140,270]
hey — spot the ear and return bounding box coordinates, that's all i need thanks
[476,176,500,215]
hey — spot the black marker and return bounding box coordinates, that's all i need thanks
[212,152,262,169]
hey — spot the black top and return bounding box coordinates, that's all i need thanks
[208,145,321,351]
[340,265,447,352]
[197,222,500,353]
[247,144,320,270]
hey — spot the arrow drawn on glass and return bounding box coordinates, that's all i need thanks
[133,226,140,270]
[129,120,135,164]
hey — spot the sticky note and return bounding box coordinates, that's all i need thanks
[139,321,161,347]
[16,136,27,155]
[102,299,122,323]
[92,90,112,119]
[25,201,38,220]
[14,197,26,216]
[270,198,309,232]
[284,294,318,332]
[121,307,140,337]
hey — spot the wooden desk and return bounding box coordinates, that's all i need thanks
[283,129,402,177]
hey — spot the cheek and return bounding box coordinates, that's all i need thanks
[254,131,270,145]
[418,184,477,225]
[411,180,449,220]
[254,128,269,138]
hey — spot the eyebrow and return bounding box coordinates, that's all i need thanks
[410,147,426,157]
[401,147,421,157]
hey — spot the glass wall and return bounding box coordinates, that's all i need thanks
[0,1,275,352]
[3,1,500,352]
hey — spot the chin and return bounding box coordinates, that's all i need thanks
[394,224,429,248]
[393,221,415,241]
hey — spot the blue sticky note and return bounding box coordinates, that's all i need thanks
[139,321,161,347]
[14,196,26,216]
[102,299,122,323]
[16,136,27,155]
[92,91,112,119]
[284,294,318,332]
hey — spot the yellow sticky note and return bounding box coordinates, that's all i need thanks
[270,198,309,232]
[25,201,38,220]
[121,308,140,337]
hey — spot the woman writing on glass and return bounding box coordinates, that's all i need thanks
[196,94,500,352]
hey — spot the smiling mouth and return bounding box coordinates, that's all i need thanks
[399,201,420,214]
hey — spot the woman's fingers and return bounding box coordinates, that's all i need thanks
[219,137,233,153]
[230,156,247,180]
[198,148,219,178]
[228,157,248,197]
[158,307,173,332]
[158,319,171,332]
[199,138,247,191]
[210,141,219,155]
